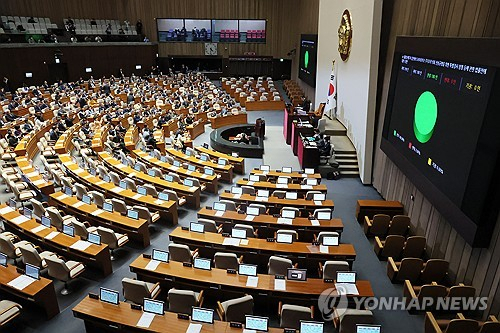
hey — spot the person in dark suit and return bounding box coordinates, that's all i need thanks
[136,20,143,35]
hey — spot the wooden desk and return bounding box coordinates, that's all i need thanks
[49,192,151,248]
[16,157,54,195]
[0,264,59,319]
[167,148,233,183]
[245,100,286,111]
[54,123,80,154]
[98,151,201,209]
[297,136,320,169]
[195,146,245,174]
[14,120,54,159]
[169,227,356,269]
[236,179,327,194]
[355,200,404,223]
[208,113,248,129]
[219,192,334,213]
[73,296,279,333]
[187,120,205,140]
[249,168,322,180]
[59,154,179,224]
[133,150,218,194]
[0,205,112,277]
[130,257,373,302]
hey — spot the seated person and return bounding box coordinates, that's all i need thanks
[318,136,332,156]
[233,132,250,144]
[7,133,18,148]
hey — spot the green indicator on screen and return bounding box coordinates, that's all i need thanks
[414,91,438,143]
[304,50,309,68]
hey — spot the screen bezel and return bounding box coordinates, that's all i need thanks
[99,287,120,305]
[152,249,169,263]
[193,257,212,271]
[143,298,164,315]
[336,271,357,284]
[238,263,258,277]
[191,307,214,324]
[245,315,269,332]
[25,263,40,280]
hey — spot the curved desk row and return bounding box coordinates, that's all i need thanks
[236,179,327,194]
[195,146,245,174]
[208,113,248,129]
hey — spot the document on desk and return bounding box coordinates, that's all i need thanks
[335,283,359,295]
[132,194,143,200]
[111,187,125,193]
[314,201,323,206]
[214,211,224,217]
[189,186,198,192]
[91,209,104,216]
[170,166,179,171]
[310,219,320,226]
[74,168,84,174]
[45,231,60,240]
[136,312,155,328]
[243,330,257,333]
[70,240,92,251]
[246,276,259,288]
[255,196,268,202]
[301,185,313,190]
[222,238,240,246]
[274,279,286,291]
[319,245,329,254]
[83,174,93,179]
[186,170,193,175]
[95,181,106,186]
[12,215,30,225]
[72,201,85,208]
[7,275,36,290]
[277,218,293,225]
[240,239,249,246]
[154,199,164,205]
[246,181,255,186]
[31,225,48,234]
[233,194,242,199]
[56,193,68,200]
[145,260,161,271]
[0,206,15,215]
[201,174,208,178]
[186,323,202,333]
[33,179,46,186]
[245,215,255,221]
[26,171,40,177]
[276,184,288,189]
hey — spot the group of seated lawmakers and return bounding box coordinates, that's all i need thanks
[222,76,283,102]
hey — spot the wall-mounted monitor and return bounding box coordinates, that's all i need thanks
[299,34,318,87]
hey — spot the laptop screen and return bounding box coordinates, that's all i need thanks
[25,263,40,280]
[306,178,318,186]
[173,160,181,167]
[65,186,73,196]
[249,175,260,182]
[183,179,194,187]
[281,209,296,219]
[322,235,339,246]
[190,222,205,233]
[313,193,326,201]
[23,208,32,219]
[200,155,208,162]
[152,249,169,263]
[282,167,292,173]
[257,190,269,198]
[300,321,324,333]
[137,186,147,195]
[357,325,381,333]
[99,287,119,305]
[41,216,51,228]
[103,202,113,212]
[119,180,127,189]
[218,158,227,166]
[143,298,164,315]
[193,257,211,271]
[8,198,16,209]
[285,192,298,200]
[316,211,332,220]
[260,165,270,172]
[187,165,196,172]
[337,271,356,284]
[134,164,142,171]
[238,264,258,277]
[89,168,96,176]
[164,175,174,182]
[304,168,315,175]
[204,168,214,176]
[127,210,139,219]
[88,233,101,245]
[148,170,155,177]
[191,307,214,324]
[246,207,260,216]
[231,228,247,239]
[231,186,242,195]
[245,315,269,332]
[82,194,91,204]
[63,224,75,237]
[213,202,226,211]
[103,175,111,183]
[276,233,293,244]
[160,156,167,162]
[277,177,288,184]
[0,252,7,267]
[158,192,169,201]
[287,268,307,281]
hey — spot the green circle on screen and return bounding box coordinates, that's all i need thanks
[414,91,438,143]
[304,50,309,69]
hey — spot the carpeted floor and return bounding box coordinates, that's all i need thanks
[0,109,423,333]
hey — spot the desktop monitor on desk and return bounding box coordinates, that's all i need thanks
[260,165,270,172]
[191,307,214,324]
[213,202,226,212]
[336,271,357,284]
[25,263,40,280]
[193,257,211,271]
[99,287,119,305]
[238,263,258,277]
[245,315,269,332]
[256,190,269,198]
[127,209,139,220]
[285,192,298,200]
[0,252,7,267]
[143,298,164,315]
[281,209,297,219]
[152,249,169,263]
[137,186,147,195]
[282,167,292,173]
[41,216,51,228]
[88,233,101,245]
[190,222,205,233]
[276,233,293,244]
[357,325,381,333]
[231,186,242,195]
[300,321,324,333]
[63,224,75,237]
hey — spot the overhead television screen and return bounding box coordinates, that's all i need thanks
[298,34,318,87]
[381,37,500,247]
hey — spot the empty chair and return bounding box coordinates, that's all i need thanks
[276,229,298,242]
[364,214,391,237]
[122,277,161,304]
[279,303,313,330]
[388,215,411,236]
[214,252,242,270]
[313,208,332,219]
[143,183,158,197]
[109,171,121,186]
[168,243,198,262]
[46,207,76,231]
[479,320,500,333]
[133,205,160,224]
[71,220,98,240]
[272,190,286,199]
[10,183,37,204]
[150,167,163,178]
[167,172,181,183]
[240,185,255,195]
[0,234,34,263]
[387,257,424,283]
[74,183,88,201]
[161,189,186,206]
[425,312,479,333]
[305,190,322,200]
[196,218,220,233]
[317,118,326,135]
[403,281,448,312]
[217,295,254,323]
[89,191,105,208]
[268,256,293,275]
[374,235,406,259]
[18,244,57,270]
[220,199,238,212]
[401,236,426,259]
[0,300,22,327]
[110,198,131,215]
[333,308,374,333]
[233,224,257,238]
[97,165,109,179]
[185,177,204,191]
[248,203,267,215]
[97,226,129,260]
[316,231,340,244]
[45,256,85,295]
[123,178,137,192]
[185,147,197,157]
[319,260,350,280]
[168,288,204,314]
[447,284,476,299]
[30,198,47,220]
[420,259,449,284]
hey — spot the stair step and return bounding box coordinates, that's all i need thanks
[340,170,360,177]
[339,164,359,170]
[335,159,358,165]
[335,153,357,159]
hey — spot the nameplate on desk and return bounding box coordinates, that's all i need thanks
[324,279,334,283]
[227,268,237,274]
[310,219,320,226]
[131,304,142,310]
[177,313,190,320]
[143,254,152,259]
[246,276,259,288]
[89,292,99,299]
[222,233,230,237]
[284,329,297,333]
[230,322,242,328]
[183,262,192,267]
[266,238,275,242]
[181,226,189,231]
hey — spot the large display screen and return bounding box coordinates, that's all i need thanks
[298,34,318,87]
[381,37,500,247]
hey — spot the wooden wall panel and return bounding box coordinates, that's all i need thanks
[372,0,500,316]
[0,0,310,58]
